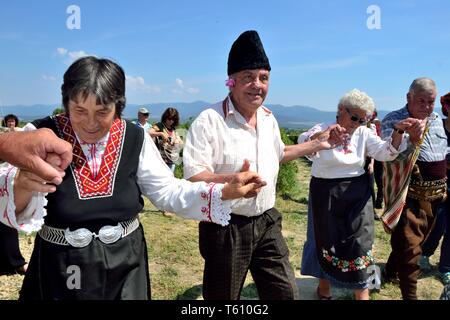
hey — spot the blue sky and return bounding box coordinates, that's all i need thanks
[0,0,449,111]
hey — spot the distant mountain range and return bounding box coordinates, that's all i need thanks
[0,101,392,129]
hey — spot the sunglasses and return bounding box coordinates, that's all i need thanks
[345,108,367,125]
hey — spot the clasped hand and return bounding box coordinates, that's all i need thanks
[221,160,267,200]
[313,124,350,150]
[395,118,426,145]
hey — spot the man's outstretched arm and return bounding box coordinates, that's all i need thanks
[0,128,73,184]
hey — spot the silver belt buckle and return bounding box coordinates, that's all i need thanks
[98,224,124,244]
[64,224,124,247]
[65,228,94,248]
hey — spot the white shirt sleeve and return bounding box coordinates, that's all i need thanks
[366,128,408,161]
[182,113,216,179]
[297,123,327,161]
[272,117,286,162]
[0,122,47,233]
[137,132,231,226]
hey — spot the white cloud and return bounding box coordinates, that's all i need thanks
[42,75,56,81]
[56,47,68,56]
[55,48,95,64]
[68,50,89,61]
[175,78,184,89]
[126,75,161,93]
[173,78,199,95]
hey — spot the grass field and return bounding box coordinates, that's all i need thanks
[0,158,445,300]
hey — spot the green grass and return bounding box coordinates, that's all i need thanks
[0,158,445,300]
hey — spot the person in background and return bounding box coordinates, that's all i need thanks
[133,107,151,133]
[0,114,28,275]
[2,114,21,132]
[149,107,184,217]
[365,110,382,220]
[370,110,384,210]
[149,107,183,173]
[418,92,450,287]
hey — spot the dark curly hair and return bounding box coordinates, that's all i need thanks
[161,107,180,129]
[1,114,19,127]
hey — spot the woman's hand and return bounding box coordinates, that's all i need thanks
[15,170,59,194]
[13,153,64,213]
[160,131,169,142]
[314,124,349,150]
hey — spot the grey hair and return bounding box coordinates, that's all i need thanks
[409,77,436,97]
[338,89,375,116]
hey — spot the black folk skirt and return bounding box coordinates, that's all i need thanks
[0,222,26,274]
[19,224,150,300]
[310,174,374,286]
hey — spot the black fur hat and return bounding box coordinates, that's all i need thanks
[227,30,271,76]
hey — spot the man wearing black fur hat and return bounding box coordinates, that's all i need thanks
[183,30,346,299]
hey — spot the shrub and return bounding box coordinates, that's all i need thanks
[174,163,184,179]
[276,128,299,197]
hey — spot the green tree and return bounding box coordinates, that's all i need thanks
[52,107,64,115]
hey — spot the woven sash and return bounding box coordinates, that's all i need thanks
[381,122,430,233]
[381,147,420,233]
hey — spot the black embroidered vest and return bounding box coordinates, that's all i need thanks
[33,115,144,230]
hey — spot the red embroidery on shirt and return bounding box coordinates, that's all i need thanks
[0,185,7,197]
[79,139,108,178]
[261,106,272,115]
[0,168,12,198]
[54,114,125,199]
[201,183,216,222]
[207,183,215,222]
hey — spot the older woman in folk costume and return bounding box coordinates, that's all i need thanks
[0,56,265,300]
[299,89,419,300]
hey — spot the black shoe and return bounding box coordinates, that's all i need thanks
[374,198,383,209]
[14,263,28,275]
[382,267,399,285]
